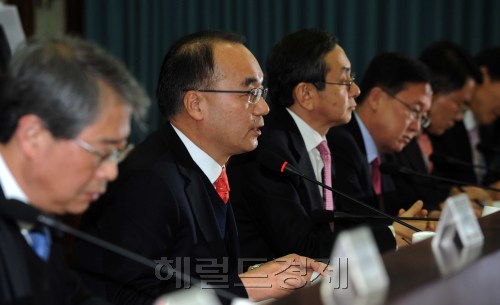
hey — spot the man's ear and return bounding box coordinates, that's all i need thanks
[292,82,316,111]
[365,87,385,111]
[183,90,205,121]
[15,114,48,158]
[480,66,491,84]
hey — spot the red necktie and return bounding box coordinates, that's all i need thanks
[371,155,382,196]
[214,167,230,204]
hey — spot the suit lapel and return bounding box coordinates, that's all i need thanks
[0,190,33,301]
[224,203,240,260]
[348,117,374,192]
[164,124,229,258]
[406,139,428,173]
[380,154,395,194]
[275,109,324,211]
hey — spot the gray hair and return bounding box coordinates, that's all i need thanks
[0,35,150,142]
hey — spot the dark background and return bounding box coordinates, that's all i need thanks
[9,0,500,143]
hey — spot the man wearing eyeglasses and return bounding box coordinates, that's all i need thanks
[0,36,149,305]
[75,30,327,305]
[326,52,433,245]
[389,42,494,219]
[429,45,500,193]
[227,30,428,268]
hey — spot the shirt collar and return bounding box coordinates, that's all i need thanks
[286,108,326,151]
[463,108,478,131]
[0,152,28,202]
[0,152,33,230]
[355,112,379,163]
[171,124,223,184]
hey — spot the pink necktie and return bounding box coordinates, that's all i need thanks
[371,155,382,196]
[417,133,433,173]
[214,167,230,204]
[469,125,486,182]
[317,141,334,211]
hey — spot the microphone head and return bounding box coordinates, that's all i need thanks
[257,150,301,176]
[379,162,401,175]
[0,199,41,223]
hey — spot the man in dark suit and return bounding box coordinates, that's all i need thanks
[75,31,326,305]
[228,29,426,265]
[389,41,481,213]
[390,42,493,218]
[430,46,500,197]
[0,36,150,305]
[327,52,433,243]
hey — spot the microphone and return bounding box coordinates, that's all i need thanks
[477,143,500,155]
[257,150,421,232]
[430,153,499,174]
[0,199,237,301]
[310,210,438,223]
[380,162,500,193]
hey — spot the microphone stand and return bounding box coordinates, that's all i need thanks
[397,167,500,193]
[291,170,422,232]
[3,204,238,302]
[334,211,439,222]
[39,215,238,301]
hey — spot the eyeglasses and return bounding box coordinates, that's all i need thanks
[384,91,431,129]
[315,73,356,91]
[74,138,133,165]
[185,87,268,104]
[454,99,468,115]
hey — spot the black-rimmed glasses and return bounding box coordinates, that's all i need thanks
[74,138,133,165]
[384,90,431,128]
[315,73,356,91]
[185,87,268,104]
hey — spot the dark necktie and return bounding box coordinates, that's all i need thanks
[317,141,334,211]
[28,224,51,261]
[371,155,382,196]
[214,166,230,204]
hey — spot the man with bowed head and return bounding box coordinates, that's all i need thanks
[389,41,485,217]
[327,52,433,245]
[0,36,149,304]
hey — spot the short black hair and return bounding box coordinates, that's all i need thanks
[0,36,149,143]
[156,30,245,120]
[419,40,482,94]
[357,52,432,105]
[475,47,500,81]
[266,28,338,108]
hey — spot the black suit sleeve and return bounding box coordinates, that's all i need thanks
[101,169,181,304]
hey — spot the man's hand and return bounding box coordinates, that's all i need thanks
[488,180,500,201]
[426,209,441,231]
[239,254,328,301]
[450,185,492,218]
[393,200,428,246]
